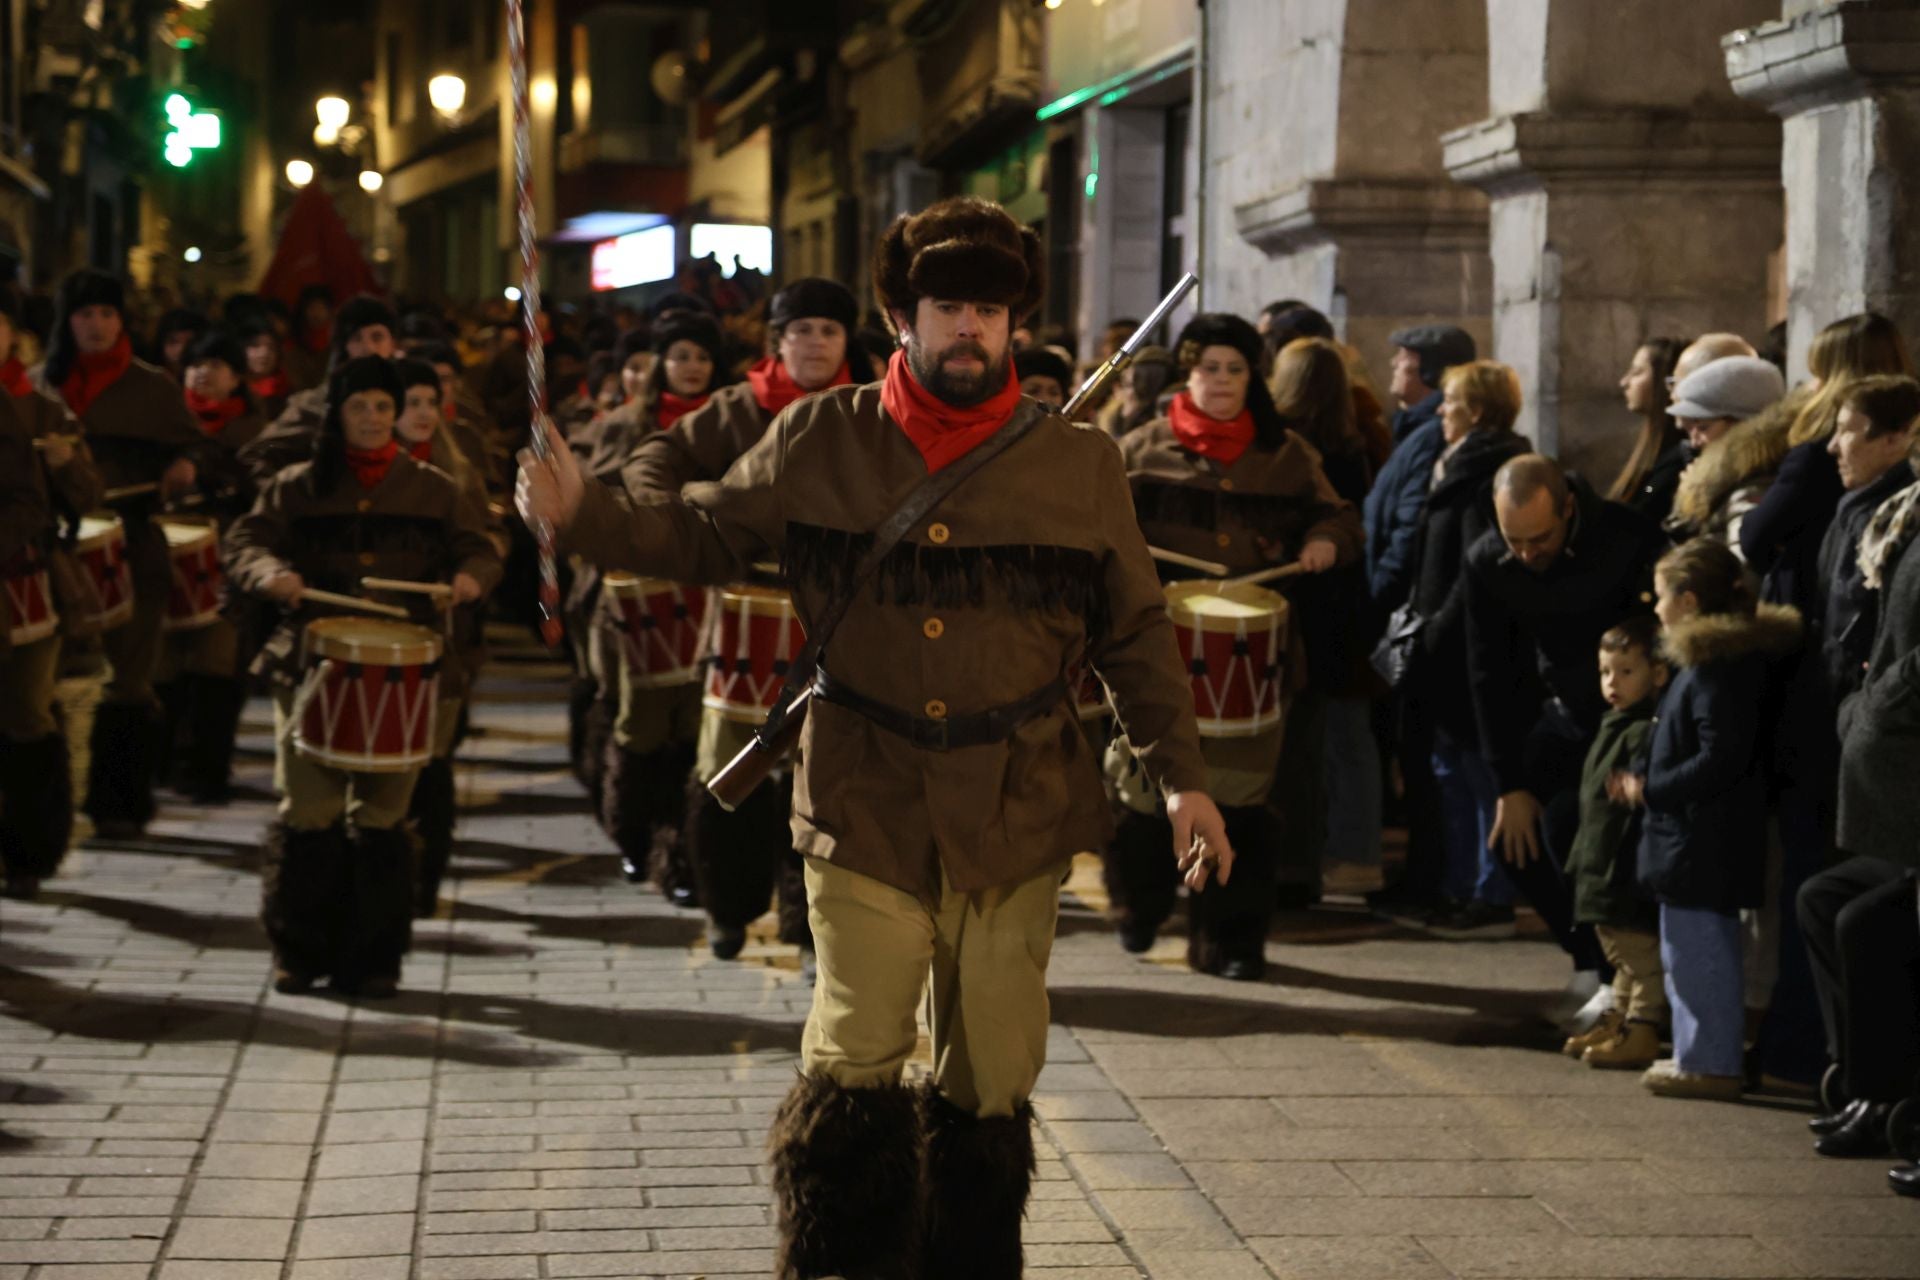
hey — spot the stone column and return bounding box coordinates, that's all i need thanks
[1726,0,1920,379]
[1443,0,1781,476]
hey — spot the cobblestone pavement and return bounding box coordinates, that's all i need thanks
[0,645,1915,1279]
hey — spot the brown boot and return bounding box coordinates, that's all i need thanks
[1561,1008,1622,1059]
[1583,1018,1660,1070]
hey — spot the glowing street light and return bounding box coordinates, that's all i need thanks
[315,96,350,130]
[358,169,384,193]
[504,285,522,303]
[183,246,202,264]
[285,159,314,188]
[428,74,467,118]
[313,123,340,147]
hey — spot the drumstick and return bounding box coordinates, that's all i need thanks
[362,576,455,598]
[103,482,160,501]
[750,561,782,578]
[1149,546,1231,577]
[1221,562,1312,590]
[32,435,79,451]
[299,587,411,619]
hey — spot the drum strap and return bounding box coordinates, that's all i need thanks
[748,398,1047,752]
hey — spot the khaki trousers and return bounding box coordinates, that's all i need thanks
[272,689,420,831]
[1597,924,1669,1025]
[0,636,61,742]
[100,587,166,706]
[801,855,1066,1119]
[613,673,702,754]
[156,616,242,681]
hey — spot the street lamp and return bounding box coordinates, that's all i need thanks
[183,246,202,263]
[314,123,340,147]
[359,169,384,193]
[428,74,467,118]
[285,159,314,188]
[315,96,350,131]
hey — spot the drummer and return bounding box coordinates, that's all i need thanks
[393,356,502,916]
[1107,311,1363,980]
[592,313,728,895]
[154,330,269,804]
[0,305,101,899]
[623,278,875,961]
[238,295,398,485]
[226,356,500,998]
[33,269,204,840]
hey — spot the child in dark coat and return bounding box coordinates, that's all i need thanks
[1563,616,1668,1069]
[1611,539,1802,1101]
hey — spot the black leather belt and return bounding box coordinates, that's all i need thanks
[812,668,1068,753]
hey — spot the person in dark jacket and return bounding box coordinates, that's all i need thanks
[1817,377,1920,704]
[1606,337,1689,526]
[1385,324,1475,444]
[1612,538,1803,1101]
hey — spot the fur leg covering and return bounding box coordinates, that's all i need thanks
[685,774,785,930]
[1102,809,1178,935]
[180,676,245,803]
[921,1086,1035,1280]
[261,822,349,980]
[409,756,458,917]
[776,850,813,949]
[84,700,159,833]
[768,1074,923,1280]
[648,740,701,902]
[338,825,414,989]
[566,674,598,784]
[600,740,665,871]
[0,734,74,882]
[1187,804,1278,973]
[577,689,615,816]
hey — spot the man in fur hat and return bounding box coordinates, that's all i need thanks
[238,294,398,485]
[519,197,1227,1279]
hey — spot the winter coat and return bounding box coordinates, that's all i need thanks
[1408,427,1529,743]
[238,385,326,487]
[1666,389,1808,553]
[1638,603,1803,913]
[1363,416,1444,614]
[1626,440,1690,529]
[0,401,49,657]
[1463,476,1666,793]
[1571,699,1660,930]
[1390,388,1442,445]
[1741,438,1845,614]
[623,380,773,501]
[1817,462,1914,703]
[1836,481,1920,871]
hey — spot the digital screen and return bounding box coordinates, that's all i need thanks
[590,225,676,291]
[690,223,772,277]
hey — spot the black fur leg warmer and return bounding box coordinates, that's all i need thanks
[0,734,74,881]
[768,1074,923,1280]
[85,700,159,832]
[685,774,784,930]
[261,822,349,979]
[921,1086,1035,1280]
[1102,808,1177,933]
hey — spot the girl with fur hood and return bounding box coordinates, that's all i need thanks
[1610,539,1802,1100]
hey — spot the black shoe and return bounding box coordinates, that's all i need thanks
[1891,1164,1920,1198]
[668,884,698,910]
[1816,1102,1892,1158]
[1810,1098,1869,1137]
[1380,896,1456,928]
[1117,920,1157,954]
[1273,883,1321,911]
[1219,956,1266,982]
[710,924,746,960]
[620,854,647,884]
[1,875,41,902]
[1423,901,1519,940]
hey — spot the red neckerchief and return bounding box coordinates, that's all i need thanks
[0,358,31,398]
[60,333,133,418]
[249,369,291,404]
[345,438,400,490]
[442,397,457,423]
[408,439,434,462]
[185,388,248,436]
[1167,390,1255,467]
[746,355,850,417]
[298,329,329,355]
[881,348,1021,475]
[656,390,709,431]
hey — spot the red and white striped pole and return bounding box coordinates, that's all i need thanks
[507,0,562,648]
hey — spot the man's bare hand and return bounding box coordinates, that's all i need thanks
[1168,790,1235,891]
[450,572,483,605]
[1296,537,1339,574]
[1489,789,1542,866]
[265,571,304,606]
[515,418,585,534]
[161,457,197,497]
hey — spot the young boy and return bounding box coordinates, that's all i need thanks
[1563,615,1669,1068]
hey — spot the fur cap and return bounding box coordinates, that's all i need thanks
[873,196,1043,334]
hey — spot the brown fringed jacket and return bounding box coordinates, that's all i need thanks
[621,381,769,499]
[562,385,1209,899]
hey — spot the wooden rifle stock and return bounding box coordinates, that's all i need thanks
[707,689,810,811]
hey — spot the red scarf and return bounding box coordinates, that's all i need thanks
[881,348,1022,475]
[249,369,291,404]
[185,388,249,436]
[60,333,133,418]
[1167,390,1255,467]
[0,358,31,399]
[408,439,434,462]
[656,390,709,431]
[746,355,851,417]
[345,438,399,490]
[297,329,329,356]
[442,398,457,423]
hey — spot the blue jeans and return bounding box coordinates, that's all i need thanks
[1431,729,1510,906]
[1322,697,1382,870]
[1661,903,1745,1077]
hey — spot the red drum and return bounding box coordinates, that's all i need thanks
[1,553,57,648]
[1165,580,1290,738]
[292,618,442,773]
[1066,657,1108,720]
[76,514,133,630]
[704,584,806,724]
[159,518,223,631]
[604,572,707,688]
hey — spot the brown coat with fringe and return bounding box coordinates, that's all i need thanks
[1666,388,1809,548]
[621,380,769,500]
[561,384,1210,899]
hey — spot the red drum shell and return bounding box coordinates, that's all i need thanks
[76,514,133,630]
[292,618,443,773]
[703,585,806,724]
[1165,581,1289,738]
[605,573,707,689]
[159,519,223,631]
[2,560,57,647]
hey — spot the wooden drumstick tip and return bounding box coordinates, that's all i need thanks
[1149,546,1231,577]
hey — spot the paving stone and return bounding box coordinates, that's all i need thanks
[294,1212,417,1258]
[302,1174,419,1217]
[183,1178,305,1218]
[165,1217,294,1260]
[1248,1234,1455,1279]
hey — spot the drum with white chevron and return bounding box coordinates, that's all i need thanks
[704,584,806,724]
[75,513,133,630]
[1,550,57,648]
[1164,580,1289,738]
[158,517,223,631]
[292,618,442,773]
[604,573,708,688]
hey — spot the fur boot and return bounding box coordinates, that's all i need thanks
[0,734,74,890]
[85,700,159,836]
[261,822,349,982]
[338,825,414,994]
[768,1074,923,1280]
[1186,804,1277,977]
[577,689,615,815]
[178,675,246,803]
[1102,809,1177,952]
[775,851,813,950]
[684,774,785,933]
[409,756,457,917]
[649,739,701,905]
[566,673,598,784]
[920,1086,1035,1280]
[601,739,674,882]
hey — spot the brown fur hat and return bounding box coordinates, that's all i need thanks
[873,196,1044,335]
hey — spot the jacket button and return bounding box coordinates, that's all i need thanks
[922,617,945,639]
[359,552,376,566]
[1215,532,1232,549]
[924,699,947,719]
[357,499,372,512]
[1219,478,1234,492]
[927,522,951,544]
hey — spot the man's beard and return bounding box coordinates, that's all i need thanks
[906,338,1009,408]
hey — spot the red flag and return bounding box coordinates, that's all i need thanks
[257,185,381,311]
